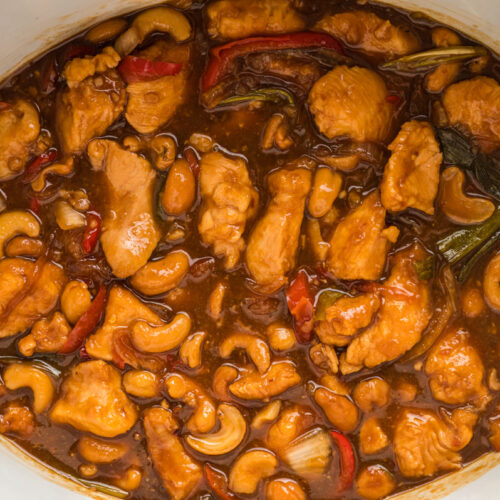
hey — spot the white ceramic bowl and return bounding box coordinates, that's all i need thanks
[0,1,499,498]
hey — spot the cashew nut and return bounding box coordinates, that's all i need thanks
[251,400,282,430]
[161,159,196,215]
[31,158,74,192]
[112,465,143,491]
[131,251,190,297]
[314,384,358,433]
[59,189,90,211]
[261,114,293,151]
[212,364,239,401]
[266,322,296,351]
[353,377,390,412]
[207,281,227,320]
[123,370,160,398]
[3,363,55,414]
[308,167,342,218]
[186,404,246,455]
[114,7,192,56]
[5,236,43,258]
[77,436,128,464]
[164,372,216,433]
[229,449,277,494]
[220,333,271,374]
[306,218,329,262]
[54,200,86,230]
[0,210,40,258]
[438,166,495,224]
[484,252,500,312]
[61,280,92,324]
[131,313,191,353]
[180,331,207,369]
[85,18,128,44]
[150,135,176,171]
[266,478,306,500]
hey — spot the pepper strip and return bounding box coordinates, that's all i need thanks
[118,56,182,84]
[204,464,238,500]
[330,430,355,493]
[286,269,315,343]
[202,32,343,92]
[82,210,101,254]
[22,149,58,184]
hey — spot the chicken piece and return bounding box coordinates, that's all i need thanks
[206,0,305,40]
[86,286,161,361]
[425,28,461,93]
[0,99,40,181]
[0,403,35,438]
[18,312,71,356]
[87,139,161,278]
[394,407,477,478]
[380,121,442,214]
[327,191,399,280]
[125,41,191,134]
[266,404,315,457]
[341,243,432,373]
[360,417,389,455]
[355,465,396,500]
[442,76,500,153]
[316,293,381,346]
[246,52,321,91]
[62,46,121,88]
[143,407,202,500]
[229,361,301,401]
[308,66,393,142]
[315,10,420,58]
[198,151,259,269]
[50,360,138,437]
[425,326,490,409]
[55,69,125,155]
[0,258,67,339]
[246,168,311,291]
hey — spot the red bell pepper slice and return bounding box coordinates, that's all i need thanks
[59,285,107,354]
[63,43,96,63]
[183,147,200,178]
[82,210,101,254]
[204,464,238,500]
[330,430,355,493]
[118,56,183,84]
[29,196,41,215]
[286,269,315,343]
[22,149,58,184]
[202,31,343,92]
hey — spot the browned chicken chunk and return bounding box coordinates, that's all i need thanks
[0,403,35,438]
[206,0,305,40]
[327,190,400,280]
[0,99,40,181]
[308,66,393,142]
[0,258,67,339]
[56,60,125,154]
[316,293,381,346]
[315,10,420,58]
[425,326,490,408]
[341,243,432,373]
[125,41,191,134]
[87,139,161,278]
[246,167,311,291]
[380,121,442,214]
[143,407,202,500]
[50,360,138,437]
[394,407,477,478]
[359,417,389,455]
[442,76,500,153]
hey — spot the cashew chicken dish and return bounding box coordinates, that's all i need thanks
[1,0,500,499]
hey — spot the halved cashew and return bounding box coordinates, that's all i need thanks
[180,331,207,369]
[484,253,500,312]
[266,478,306,500]
[130,251,190,296]
[114,6,192,56]
[266,322,296,351]
[54,200,86,230]
[131,313,191,353]
[438,166,495,224]
[306,218,329,262]
[31,158,74,192]
[3,363,54,414]
[212,365,239,401]
[220,333,271,374]
[164,372,216,433]
[61,280,92,324]
[207,281,227,320]
[186,404,246,455]
[150,135,176,171]
[123,370,160,398]
[0,210,40,258]
[229,449,277,494]
[308,167,342,218]
[112,465,143,491]
[251,400,282,429]
[261,114,293,151]
[85,18,128,44]
[5,236,44,258]
[77,436,128,464]
[161,159,196,215]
